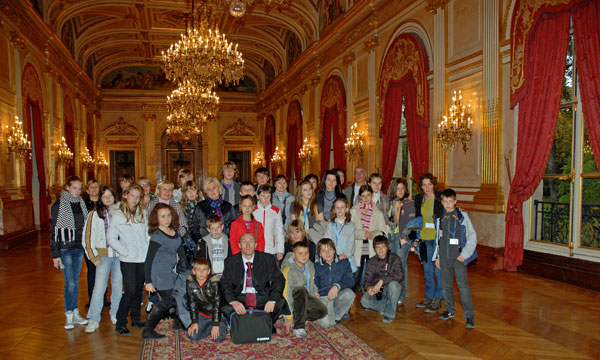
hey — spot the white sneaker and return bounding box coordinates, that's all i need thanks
[145,301,153,313]
[72,309,88,325]
[110,315,117,325]
[293,328,307,338]
[85,320,99,333]
[64,311,74,330]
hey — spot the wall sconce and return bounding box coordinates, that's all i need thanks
[253,151,266,166]
[80,147,95,170]
[344,122,365,158]
[55,137,73,165]
[298,137,313,164]
[96,152,109,171]
[436,90,473,153]
[5,116,32,161]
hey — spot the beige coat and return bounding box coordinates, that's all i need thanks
[350,203,389,264]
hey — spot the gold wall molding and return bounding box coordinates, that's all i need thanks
[9,31,25,51]
[344,15,378,47]
[426,0,449,14]
[342,52,355,67]
[363,35,379,53]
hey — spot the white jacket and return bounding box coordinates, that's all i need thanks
[350,203,390,265]
[107,207,150,263]
[253,203,285,255]
[82,205,119,263]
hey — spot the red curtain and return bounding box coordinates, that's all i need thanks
[264,115,275,170]
[27,101,50,228]
[65,122,75,177]
[573,0,600,170]
[503,11,570,270]
[380,78,429,191]
[320,108,334,172]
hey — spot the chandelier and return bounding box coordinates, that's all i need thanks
[96,152,109,171]
[5,116,32,161]
[55,137,73,165]
[271,146,284,167]
[253,151,265,166]
[162,0,244,89]
[224,0,288,18]
[344,122,365,158]
[436,90,473,153]
[81,147,95,169]
[298,137,313,164]
[166,81,220,142]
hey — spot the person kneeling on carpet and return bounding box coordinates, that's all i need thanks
[282,242,328,338]
[186,257,228,341]
[360,235,404,323]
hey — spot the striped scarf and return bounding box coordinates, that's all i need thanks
[359,202,373,231]
[102,208,111,246]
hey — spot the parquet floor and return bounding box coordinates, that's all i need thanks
[0,232,599,359]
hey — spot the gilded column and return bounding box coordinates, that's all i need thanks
[343,52,355,127]
[144,113,156,181]
[365,36,378,173]
[12,32,24,192]
[432,7,447,185]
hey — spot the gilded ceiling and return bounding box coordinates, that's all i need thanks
[32,0,354,94]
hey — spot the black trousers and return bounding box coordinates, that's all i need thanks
[291,287,327,329]
[354,254,369,291]
[116,262,145,328]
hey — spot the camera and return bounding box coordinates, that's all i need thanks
[375,286,385,301]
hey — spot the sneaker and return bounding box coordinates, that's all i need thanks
[72,309,89,325]
[293,328,307,338]
[85,320,99,333]
[115,326,131,336]
[132,320,146,328]
[465,318,475,329]
[64,311,74,330]
[415,298,433,308]
[145,301,153,313]
[424,299,442,313]
[382,316,394,323]
[110,316,117,325]
[439,311,455,320]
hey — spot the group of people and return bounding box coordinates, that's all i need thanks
[50,162,478,344]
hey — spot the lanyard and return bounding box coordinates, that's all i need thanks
[294,262,310,290]
[303,205,309,224]
[447,216,458,238]
[424,199,433,222]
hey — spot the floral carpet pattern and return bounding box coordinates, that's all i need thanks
[141,320,384,359]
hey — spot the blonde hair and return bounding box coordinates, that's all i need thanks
[203,177,221,194]
[155,179,175,196]
[119,184,145,223]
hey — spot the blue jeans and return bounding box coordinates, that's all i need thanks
[389,232,401,256]
[60,248,84,311]
[360,281,402,319]
[188,316,228,342]
[87,257,123,322]
[422,240,443,299]
[398,241,411,303]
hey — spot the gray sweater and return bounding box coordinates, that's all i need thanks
[323,219,355,260]
[145,229,186,290]
[272,191,295,234]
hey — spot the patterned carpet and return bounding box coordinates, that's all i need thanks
[141,319,384,359]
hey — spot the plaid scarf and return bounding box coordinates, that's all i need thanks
[55,190,88,244]
[207,195,224,223]
[359,201,374,231]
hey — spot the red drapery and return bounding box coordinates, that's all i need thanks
[27,101,50,228]
[319,76,347,174]
[503,11,570,270]
[286,101,302,183]
[264,115,276,170]
[573,0,600,170]
[381,82,404,190]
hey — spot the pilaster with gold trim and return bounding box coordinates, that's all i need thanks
[365,35,378,173]
[432,8,447,185]
[144,113,156,181]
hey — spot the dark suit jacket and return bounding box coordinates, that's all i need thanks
[220,251,285,306]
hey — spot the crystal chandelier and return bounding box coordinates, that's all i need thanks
[298,137,313,164]
[81,147,95,169]
[55,137,73,165]
[162,0,244,89]
[96,152,109,171]
[253,151,265,166]
[224,0,288,18]
[5,116,32,160]
[344,122,365,158]
[436,90,473,153]
[166,81,220,142]
[271,146,284,167]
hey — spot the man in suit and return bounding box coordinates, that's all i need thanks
[220,232,289,330]
[343,166,368,207]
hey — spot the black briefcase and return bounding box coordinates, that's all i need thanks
[229,310,273,344]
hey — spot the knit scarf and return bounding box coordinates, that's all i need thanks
[102,208,112,245]
[359,201,373,230]
[55,190,88,244]
[207,195,224,223]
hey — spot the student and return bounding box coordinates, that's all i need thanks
[282,242,327,338]
[350,185,389,289]
[83,186,122,333]
[254,167,271,188]
[117,173,135,201]
[186,258,227,342]
[198,215,229,276]
[253,184,285,261]
[360,235,404,323]
[369,173,389,218]
[138,177,154,209]
[220,161,241,207]
[146,179,188,239]
[107,184,149,336]
[173,168,194,203]
[282,220,316,266]
[229,195,265,254]
[181,180,202,237]
[233,181,256,217]
[316,170,346,221]
[143,203,189,339]
[291,180,324,236]
[314,238,355,328]
[304,173,320,192]
[324,198,355,264]
[272,174,295,236]
[332,167,347,190]
[50,176,89,329]
[433,189,477,329]
[83,179,101,308]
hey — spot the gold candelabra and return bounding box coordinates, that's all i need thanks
[344,122,365,158]
[5,116,32,161]
[253,151,265,166]
[436,90,473,153]
[96,152,109,171]
[80,147,95,170]
[271,146,284,167]
[298,137,313,164]
[54,137,73,165]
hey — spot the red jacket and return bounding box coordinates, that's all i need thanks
[229,216,265,255]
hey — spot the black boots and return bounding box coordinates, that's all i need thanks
[142,303,170,340]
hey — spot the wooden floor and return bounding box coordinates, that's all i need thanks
[1,232,599,360]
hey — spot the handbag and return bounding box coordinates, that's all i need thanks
[229,309,273,344]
